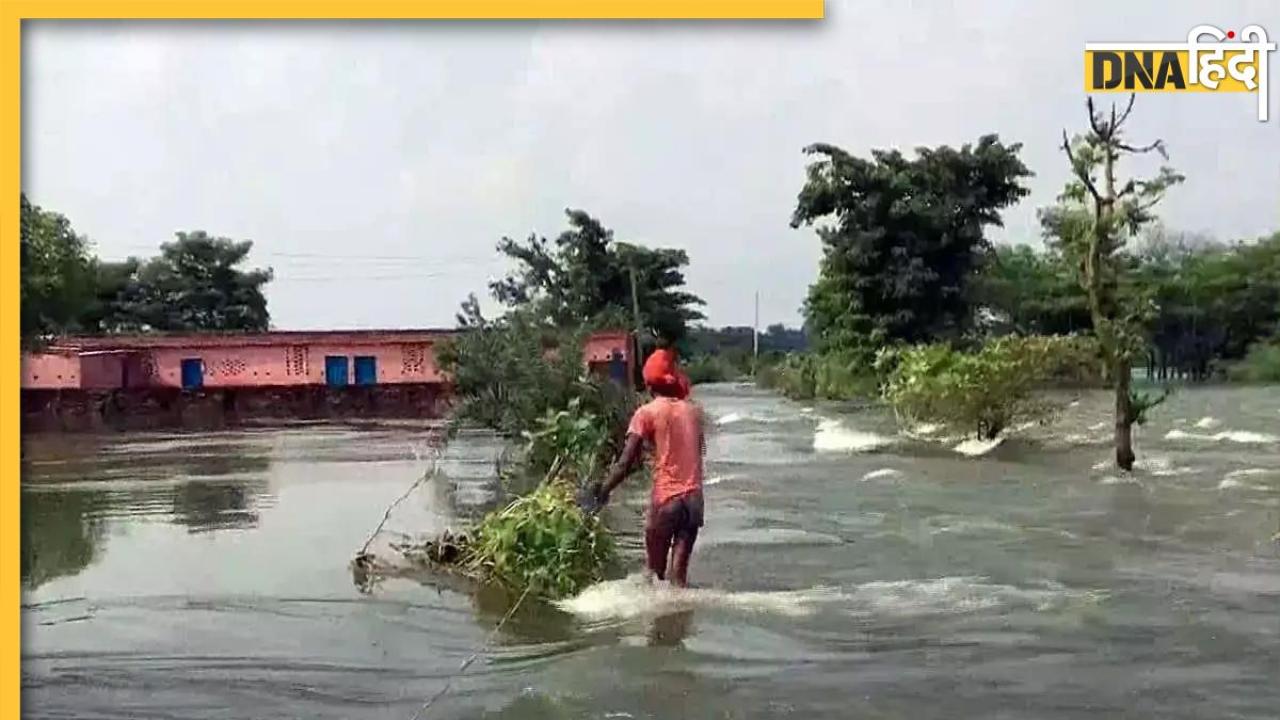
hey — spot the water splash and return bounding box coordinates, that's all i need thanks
[813,419,895,453]
[1165,429,1278,444]
[953,437,1003,457]
[557,574,845,622]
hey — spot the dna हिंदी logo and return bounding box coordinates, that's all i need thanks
[1084,25,1275,121]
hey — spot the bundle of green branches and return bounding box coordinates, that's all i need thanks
[397,398,627,600]
[462,477,617,599]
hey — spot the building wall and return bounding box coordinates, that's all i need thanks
[143,341,444,388]
[21,330,627,391]
[21,353,81,389]
[80,354,129,390]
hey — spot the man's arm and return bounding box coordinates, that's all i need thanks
[596,433,644,505]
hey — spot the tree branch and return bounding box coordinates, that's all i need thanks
[1062,130,1101,204]
[1116,139,1168,160]
[1087,97,1108,139]
[1114,93,1137,129]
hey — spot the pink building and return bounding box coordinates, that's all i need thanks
[22,329,635,392]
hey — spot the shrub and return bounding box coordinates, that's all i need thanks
[683,353,743,385]
[1229,339,1280,383]
[756,351,878,400]
[881,335,1097,440]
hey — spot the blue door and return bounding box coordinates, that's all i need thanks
[180,358,204,389]
[608,349,627,384]
[354,356,377,386]
[324,356,349,387]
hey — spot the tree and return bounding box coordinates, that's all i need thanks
[117,231,274,332]
[792,135,1032,359]
[20,194,96,344]
[1041,95,1184,471]
[488,209,704,342]
[80,258,145,334]
[973,244,1092,337]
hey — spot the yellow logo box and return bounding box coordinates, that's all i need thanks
[1084,50,1260,93]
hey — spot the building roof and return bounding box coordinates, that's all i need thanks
[49,329,458,351]
[46,328,633,352]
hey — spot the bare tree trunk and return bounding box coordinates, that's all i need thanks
[1114,359,1135,471]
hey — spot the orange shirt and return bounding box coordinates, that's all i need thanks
[627,397,705,506]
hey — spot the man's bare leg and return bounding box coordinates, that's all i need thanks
[645,521,675,581]
[669,527,698,588]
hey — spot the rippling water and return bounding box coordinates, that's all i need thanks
[21,385,1280,719]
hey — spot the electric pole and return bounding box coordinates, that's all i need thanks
[753,290,760,375]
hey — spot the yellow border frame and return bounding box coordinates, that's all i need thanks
[2,0,821,716]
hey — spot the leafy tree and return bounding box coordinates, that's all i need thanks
[1041,96,1183,470]
[973,244,1091,336]
[489,209,704,342]
[436,307,633,445]
[80,258,145,333]
[20,194,96,344]
[117,231,274,332]
[792,135,1032,359]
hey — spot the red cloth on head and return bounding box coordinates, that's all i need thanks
[642,348,690,399]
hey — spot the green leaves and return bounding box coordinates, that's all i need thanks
[20,195,274,341]
[794,136,1032,353]
[882,336,1100,440]
[464,479,618,600]
[20,194,97,344]
[437,310,634,460]
[487,209,704,344]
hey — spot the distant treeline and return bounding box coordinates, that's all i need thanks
[975,229,1280,382]
[680,324,807,383]
[21,194,273,344]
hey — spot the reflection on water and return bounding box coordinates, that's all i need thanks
[20,388,1280,720]
[21,490,106,591]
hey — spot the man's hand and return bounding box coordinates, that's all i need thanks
[590,481,611,506]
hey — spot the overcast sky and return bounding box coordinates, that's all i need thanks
[22,1,1280,330]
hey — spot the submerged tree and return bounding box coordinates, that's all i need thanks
[792,135,1032,359]
[1041,95,1184,471]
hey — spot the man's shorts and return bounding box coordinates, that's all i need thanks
[645,491,705,536]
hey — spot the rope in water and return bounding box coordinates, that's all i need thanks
[409,583,535,720]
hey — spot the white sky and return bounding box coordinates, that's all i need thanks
[22,1,1280,330]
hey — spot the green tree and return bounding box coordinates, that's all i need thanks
[489,209,704,342]
[973,244,1091,336]
[20,194,96,344]
[792,135,1032,359]
[436,307,632,443]
[1041,96,1183,470]
[118,231,274,332]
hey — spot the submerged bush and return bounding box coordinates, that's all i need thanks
[522,397,626,485]
[1229,339,1280,383]
[881,335,1098,440]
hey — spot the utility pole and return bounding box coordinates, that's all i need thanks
[629,265,643,389]
[629,265,642,336]
[753,290,760,375]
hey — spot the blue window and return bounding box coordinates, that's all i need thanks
[354,356,377,386]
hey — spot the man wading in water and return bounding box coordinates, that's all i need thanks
[592,347,706,587]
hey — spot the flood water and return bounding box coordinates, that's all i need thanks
[21,385,1280,719]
